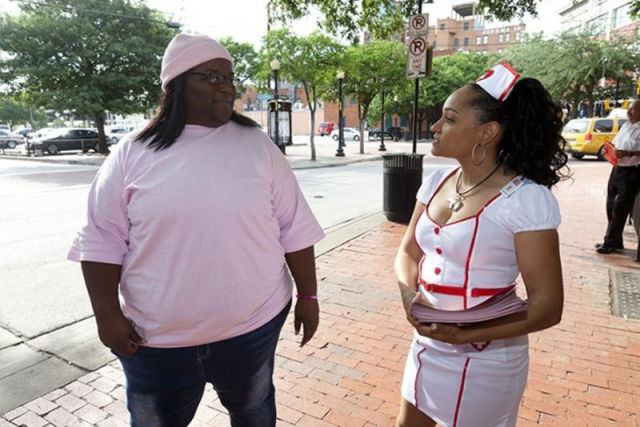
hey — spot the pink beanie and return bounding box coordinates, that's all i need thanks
[160,33,234,91]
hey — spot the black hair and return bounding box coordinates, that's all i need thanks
[134,75,260,151]
[468,78,569,187]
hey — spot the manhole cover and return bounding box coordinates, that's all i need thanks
[610,270,640,320]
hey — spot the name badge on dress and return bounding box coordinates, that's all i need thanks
[500,176,524,197]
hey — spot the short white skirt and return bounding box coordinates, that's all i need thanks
[401,332,529,427]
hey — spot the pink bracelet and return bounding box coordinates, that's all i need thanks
[296,294,318,300]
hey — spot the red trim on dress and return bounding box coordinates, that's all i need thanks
[453,358,471,427]
[414,347,427,410]
[425,169,502,228]
[462,193,501,309]
[419,279,514,297]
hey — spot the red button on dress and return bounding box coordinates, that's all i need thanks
[435,267,441,275]
[436,248,442,255]
[434,227,440,235]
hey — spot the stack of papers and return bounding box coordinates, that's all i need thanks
[410,290,527,323]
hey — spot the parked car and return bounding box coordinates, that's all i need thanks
[330,127,360,141]
[15,128,34,137]
[562,117,627,160]
[107,127,130,144]
[27,127,55,139]
[0,129,26,149]
[369,127,403,139]
[318,122,335,136]
[29,128,101,154]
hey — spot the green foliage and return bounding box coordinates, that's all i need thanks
[0,0,176,151]
[260,29,345,159]
[339,39,406,152]
[502,29,640,115]
[219,37,260,98]
[367,52,494,135]
[0,96,48,128]
[269,0,413,45]
[269,0,640,44]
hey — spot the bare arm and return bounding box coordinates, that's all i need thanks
[81,261,143,356]
[285,246,319,347]
[395,202,426,314]
[412,230,564,344]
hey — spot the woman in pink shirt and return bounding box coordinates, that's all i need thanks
[68,33,324,426]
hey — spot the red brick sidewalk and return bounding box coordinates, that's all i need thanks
[2,161,639,426]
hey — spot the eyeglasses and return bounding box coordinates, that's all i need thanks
[189,71,238,86]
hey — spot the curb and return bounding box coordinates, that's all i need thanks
[0,154,386,169]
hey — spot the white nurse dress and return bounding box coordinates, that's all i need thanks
[401,167,561,427]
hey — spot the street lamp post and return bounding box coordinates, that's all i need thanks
[379,88,387,152]
[336,70,345,157]
[270,59,284,154]
[393,95,400,141]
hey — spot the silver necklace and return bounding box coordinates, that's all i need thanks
[447,164,502,212]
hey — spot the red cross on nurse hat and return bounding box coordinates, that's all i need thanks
[475,61,520,101]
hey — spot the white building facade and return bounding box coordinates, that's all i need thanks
[558,0,638,38]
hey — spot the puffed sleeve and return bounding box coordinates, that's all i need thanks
[499,183,561,234]
[67,142,130,264]
[416,168,454,204]
[269,143,325,253]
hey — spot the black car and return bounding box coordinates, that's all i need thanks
[30,128,100,154]
[369,127,403,139]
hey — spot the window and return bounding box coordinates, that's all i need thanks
[350,96,356,105]
[613,3,633,29]
[454,38,459,47]
[463,22,469,31]
[587,13,607,35]
[499,34,504,42]
[476,36,481,44]
[464,37,469,46]
[506,33,511,42]
[618,119,628,128]
[440,23,445,30]
[483,35,488,44]
[594,119,613,133]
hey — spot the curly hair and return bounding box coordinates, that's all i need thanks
[135,75,260,151]
[467,78,569,187]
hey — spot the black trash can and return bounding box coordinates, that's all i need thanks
[382,154,425,224]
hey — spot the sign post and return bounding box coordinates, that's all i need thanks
[406,11,429,153]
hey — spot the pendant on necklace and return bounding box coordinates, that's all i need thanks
[448,195,464,212]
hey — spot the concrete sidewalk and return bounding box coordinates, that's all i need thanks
[2,161,639,426]
[0,135,436,170]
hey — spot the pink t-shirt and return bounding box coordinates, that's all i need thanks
[68,122,325,347]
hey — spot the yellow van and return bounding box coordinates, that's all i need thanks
[562,117,628,160]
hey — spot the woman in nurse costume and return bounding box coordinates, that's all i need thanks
[394,62,569,427]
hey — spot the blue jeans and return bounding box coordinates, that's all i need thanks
[115,300,291,427]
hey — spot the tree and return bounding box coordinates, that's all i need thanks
[0,96,48,129]
[269,0,640,44]
[261,29,344,160]
[367,52,494,140]
[0,0,176,153]
[503,29,640,117]
[340,40,406,153]
[218,37,261,98]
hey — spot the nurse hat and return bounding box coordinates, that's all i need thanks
[475,61,520,101]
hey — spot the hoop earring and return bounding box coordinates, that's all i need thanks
[471,143,486,166]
